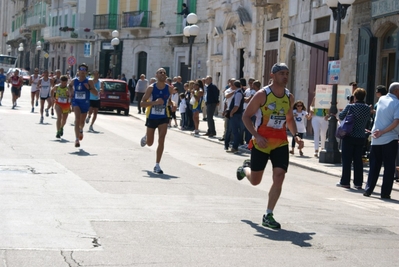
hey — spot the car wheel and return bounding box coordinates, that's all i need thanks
[124,107,130,116]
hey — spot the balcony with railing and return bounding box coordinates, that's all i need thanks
[93,14,120,36]
[121,11,151,34]
[43,26,62,41]
[26,16,46,28]
[60,28,95,42]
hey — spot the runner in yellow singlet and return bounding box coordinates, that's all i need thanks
[237,63,304,229]
[51,75,70,139]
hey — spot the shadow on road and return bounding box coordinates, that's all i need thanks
[144,170,179,180]
[69,149,97,157]
[241,220,315,247]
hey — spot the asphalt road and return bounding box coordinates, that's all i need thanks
[0,87,398,267]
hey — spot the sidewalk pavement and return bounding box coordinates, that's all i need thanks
[128,102,369,179]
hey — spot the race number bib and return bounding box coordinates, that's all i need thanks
[75,92,86,100]
[58,97,68,103]
[151,105,165,115]
[267,115,286,129]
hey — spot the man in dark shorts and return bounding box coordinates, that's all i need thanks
[236,63,304,229]
[8,69,23,109]
[139,68,174,174]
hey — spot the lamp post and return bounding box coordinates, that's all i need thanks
[183,13,199,81]
[36,41,42,69]
[111,30,120,79]
[319,0,355,164]
[18,43,24,68]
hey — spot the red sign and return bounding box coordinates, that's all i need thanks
[67,56,76,66]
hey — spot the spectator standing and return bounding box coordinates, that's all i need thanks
[226,80,245,153]
[223,80,238,151]
[290,100,310,156]
[178,93,187,129]
[175,3,189,31]
[309,97,329,157]
[336,88,371,189]
[191,80,204,135]
[135,74,149,114]
[203,75,219,137]
[173,76,184,95]
[242,78,257,147]
[121,73,127,82]
[364,82,399,199]
[128,75,137,103]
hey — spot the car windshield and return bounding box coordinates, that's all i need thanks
[103,81,125,92]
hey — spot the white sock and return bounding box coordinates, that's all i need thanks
[267,209,273,215]
[155,163,160,168]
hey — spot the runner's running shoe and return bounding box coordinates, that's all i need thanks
[154,165,164,174]
[45,109,49,117]
[140,135,147,147]
[262,213,281,229]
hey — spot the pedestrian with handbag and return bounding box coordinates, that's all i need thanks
[336,88,371,189]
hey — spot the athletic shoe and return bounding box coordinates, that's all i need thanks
[140,135,147,147]
[243,159,251,168]
[79,130,84,141]
[45,109,49,117]
[354,185,362,190]
[89,125,94,132]
[336,182,350,189]
[75,140,80,148]
[35,100,38,106]
[262,213,281,229]
[85,116,90,124]
[40,117,44,124]
[31,107,34,113]
[226,148,239,153]
[51,108,54,116]
[56,131,61,138]
[154,165,164,174]
[60,127,64,136]
[236,166,246,181]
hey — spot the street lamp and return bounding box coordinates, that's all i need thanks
[319,0,355,164]
[18,43,24,68]
[183,13,199,81]
[36,41,42,69]
[111,30,120,79]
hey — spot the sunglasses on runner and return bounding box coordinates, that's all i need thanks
[79,67,88,71]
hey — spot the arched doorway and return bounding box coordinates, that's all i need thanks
[137,51,147,77]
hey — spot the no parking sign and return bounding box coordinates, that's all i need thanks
[67,56,76,66]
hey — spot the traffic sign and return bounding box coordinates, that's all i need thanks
[43,52,49,59]
[314,84,333,109]
[67,56,76,66]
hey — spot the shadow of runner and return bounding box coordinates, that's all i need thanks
[144,170,179,180]
[69,149,97,157]
[241,220,315,247]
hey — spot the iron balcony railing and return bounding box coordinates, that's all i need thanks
[93,14,120,30]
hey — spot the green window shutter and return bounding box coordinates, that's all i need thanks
[176,0,183,34]
[109,0,118,29]
[189,0,196,14]
[72,14,75,28]
[31,30,37,44]
[139,0,148,10]
[64,15,67,26]
[12,21,15,32]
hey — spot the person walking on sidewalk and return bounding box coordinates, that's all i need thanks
[364,82,399,199]
[69,63,97,148]
[139,68,173,174]
[203,75,219,137]
[236,63,303,229]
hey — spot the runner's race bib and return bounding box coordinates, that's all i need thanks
[267,115,286,129]
[58,97,68,103]
[151,105,165,115]
[75,92,86,100]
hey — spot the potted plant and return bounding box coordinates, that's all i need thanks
[84,28,91,32]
